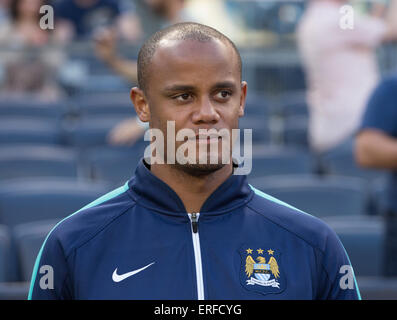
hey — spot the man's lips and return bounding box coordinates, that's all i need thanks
[195,135,221,139]
[198,137,221,144]
[179,129,230,142]
[189,135,222,143]
[193,131,226,140]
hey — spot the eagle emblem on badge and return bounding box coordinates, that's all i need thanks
[239,246,285,294]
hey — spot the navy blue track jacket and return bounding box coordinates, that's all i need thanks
[29,160,361,299]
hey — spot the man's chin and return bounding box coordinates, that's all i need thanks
[175,162,226,177]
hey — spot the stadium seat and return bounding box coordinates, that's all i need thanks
[83,143,146,185]
[323,216,385,277]
[0,178,111,227]
[356,277,397,300]
[233,1,304,34]
[71,93,137,117]
[0,100,66,120]
[0,117,62,145]
[0,225,10,282]
[246,146,313,177]
[62,115,129,148]
[0,282,30,300]
[13,219,58,282]
[244,93,270,117]
[273,90,308,117]
[0,145,79,180]
[75,74,131,94]
[277,66,307,92]
[282,116,309,148]
[322,148,388,182]
[371,176,390,215]
[239,116,271,143]
[249,174,369,217]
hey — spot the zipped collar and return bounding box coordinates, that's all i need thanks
[127,159,253,216]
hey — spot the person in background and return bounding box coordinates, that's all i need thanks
[0,56,62,102]
[53,0,141,41]
[0,0,65,101]
[0,0,69,46]
[94,0,188,84]
[0,0,10,24]
[355,74,397,276]
[297,0,397,159]
[133,0,188,40]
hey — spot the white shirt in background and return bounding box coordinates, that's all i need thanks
[297,1,386,153]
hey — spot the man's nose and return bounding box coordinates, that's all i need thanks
[192,97,220,124]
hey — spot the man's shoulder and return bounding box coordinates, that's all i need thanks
[368,74,397,107]
[44,183,136,257]
[361,74,397,131]
[375,74,397,96]
[247,185,339,254]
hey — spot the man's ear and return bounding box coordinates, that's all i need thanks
[130,87,150,122]
[239,81,247,117]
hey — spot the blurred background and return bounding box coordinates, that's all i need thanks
[0,0,396,299]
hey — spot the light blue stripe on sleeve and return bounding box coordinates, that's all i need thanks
[27,182,130,300]
[249,184,305,214]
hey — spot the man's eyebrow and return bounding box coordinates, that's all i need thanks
[162,84,196,93]
[212,81,237,89]
[162,81,237,93]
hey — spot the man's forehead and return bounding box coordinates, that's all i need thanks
[149,38,239,83]
[155,38,234,64]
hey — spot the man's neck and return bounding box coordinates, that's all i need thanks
[151,162,233,213]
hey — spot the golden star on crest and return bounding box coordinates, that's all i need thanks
[257,248,264,255]
[246,248,253,254]
[267,249,274,255]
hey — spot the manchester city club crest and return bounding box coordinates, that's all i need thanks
[239,245,286,295]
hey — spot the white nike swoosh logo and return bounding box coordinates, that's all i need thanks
[112,262,155,283]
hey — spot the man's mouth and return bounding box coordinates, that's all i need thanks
[191,134,222,144]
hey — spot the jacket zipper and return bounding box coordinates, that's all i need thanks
[188,212,204,300]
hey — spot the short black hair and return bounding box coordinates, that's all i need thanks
[137,22,242,94]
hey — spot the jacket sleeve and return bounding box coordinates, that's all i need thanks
[28,229,74,300]
[315,226,361,300]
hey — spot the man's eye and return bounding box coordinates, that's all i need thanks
[174,93,192,101]
[216,90,232,99]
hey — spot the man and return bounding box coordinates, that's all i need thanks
[29,23,360,300]
[355,74,397,276]
[297,0,397,156]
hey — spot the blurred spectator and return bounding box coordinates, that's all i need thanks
[54,0,141,41]
[0,0,10,24]
[107,116,147,146]
[94,27,138,84]
[94,0,189,83]
[355,74,397,276]
[184,0,259,46]
[0,56,61,102]
[95,0,190,146]
[0,0,65,101]
[0,0,68,46]
[297,0,397,157]
[133,0,189,40]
